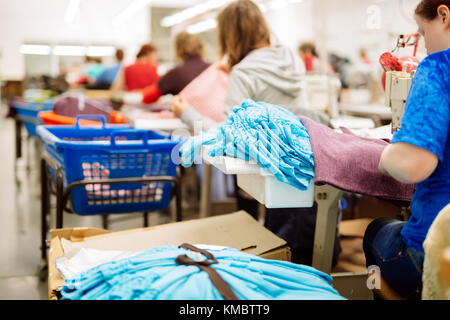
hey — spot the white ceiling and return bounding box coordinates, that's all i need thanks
[0,0,206,24]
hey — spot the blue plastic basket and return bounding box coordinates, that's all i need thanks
[11,99,54,137]
[37,115,182,215]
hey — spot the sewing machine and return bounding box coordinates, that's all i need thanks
[382,33,420,133]
[384,69,415,133]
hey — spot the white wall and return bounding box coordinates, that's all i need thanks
[323,0,424,63]
[0,0,151,80]
[264,0,315,51]
[263,0,424,63]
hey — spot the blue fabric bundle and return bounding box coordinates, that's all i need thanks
[60,245,345,300]
[180,99,315,191]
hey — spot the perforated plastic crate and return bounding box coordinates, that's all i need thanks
[37,115,182,215]
[10,98,54,136]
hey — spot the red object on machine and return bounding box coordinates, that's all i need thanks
[380,33,421,90]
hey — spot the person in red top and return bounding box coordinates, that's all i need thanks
[111,43,159,93]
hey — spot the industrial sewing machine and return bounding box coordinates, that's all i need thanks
[381,33,421,133]
[384,69,415,133]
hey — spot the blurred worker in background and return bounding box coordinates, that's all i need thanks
[111,43,159,93]
[94,48,124,89]
[73,56,103,87]
[298,42,320,73]
[142,31,210,103]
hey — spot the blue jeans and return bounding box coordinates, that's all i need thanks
[363,218,424,300]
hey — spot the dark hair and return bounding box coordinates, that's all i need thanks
[136,44,156,59]
[115,49,124,62]
[415,0,450,20]
[217,0,271,68]
[298,42,318,57]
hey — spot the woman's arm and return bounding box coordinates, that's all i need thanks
[110,69,125,93]
[142,83,162,104]
[379,142,439,184]
[172,96,219,131]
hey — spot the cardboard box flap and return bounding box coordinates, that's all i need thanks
[60,211,286,256]
[50,227,111,242]
[339,219,373,237]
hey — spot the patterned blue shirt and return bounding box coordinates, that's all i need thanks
[391,48,450,251]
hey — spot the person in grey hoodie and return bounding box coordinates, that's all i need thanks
[172,0,340,268]
[171,4,329,129]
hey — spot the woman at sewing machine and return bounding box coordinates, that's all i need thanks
[363,0,450,300]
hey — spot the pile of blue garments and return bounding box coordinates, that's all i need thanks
[179,99,315,191]
[60,245,345,300]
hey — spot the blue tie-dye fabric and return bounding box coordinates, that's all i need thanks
[60,245,345,300]
[179,99,315,191]
[391,48,450,251]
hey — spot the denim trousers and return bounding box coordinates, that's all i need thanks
[363,218,424,300]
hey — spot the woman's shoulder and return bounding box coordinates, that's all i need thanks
[417,49,450,86]
[420,48,450,69]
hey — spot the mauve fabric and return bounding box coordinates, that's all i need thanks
[299,116,416,202]
[53,94,113,122]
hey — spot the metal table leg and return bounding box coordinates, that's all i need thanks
[55,169,64,229]
[312,185,343,274]
[15,118,22,160]
[175,172,183,222]
[199,163,212,218]
[40,158,49,261]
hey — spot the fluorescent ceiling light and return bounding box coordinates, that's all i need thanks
[261,0,303,13]
[186,18,218,34]
[161,0,231,27]
[114,0,153,25]
[86,46,116,57]
[53,45,86,56]
[64,0,81,25]
[20,44,51,55]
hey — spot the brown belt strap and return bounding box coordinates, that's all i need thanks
[176,243,239,300]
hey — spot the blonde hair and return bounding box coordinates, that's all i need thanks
[175,31,205,62]
[217,0,271,68]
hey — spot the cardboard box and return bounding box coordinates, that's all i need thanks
[48,211,290,300]
[333,219,374,273]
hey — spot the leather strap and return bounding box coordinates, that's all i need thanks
[176,243,239,300]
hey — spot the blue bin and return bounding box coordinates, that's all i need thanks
[37,115,182,215]
[11,99,54,137]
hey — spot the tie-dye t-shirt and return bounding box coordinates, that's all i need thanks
[391,48,450,251]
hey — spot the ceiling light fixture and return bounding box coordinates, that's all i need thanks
[114,0,153,25]
[19,44,52,55]
[186,18,218,34]
[64,0,81,26]
[161,0,231,27]
[53,45,86,56]
[86,46,116,57]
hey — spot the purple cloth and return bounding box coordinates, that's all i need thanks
[54,94,113,122]
[299,116,416,202]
